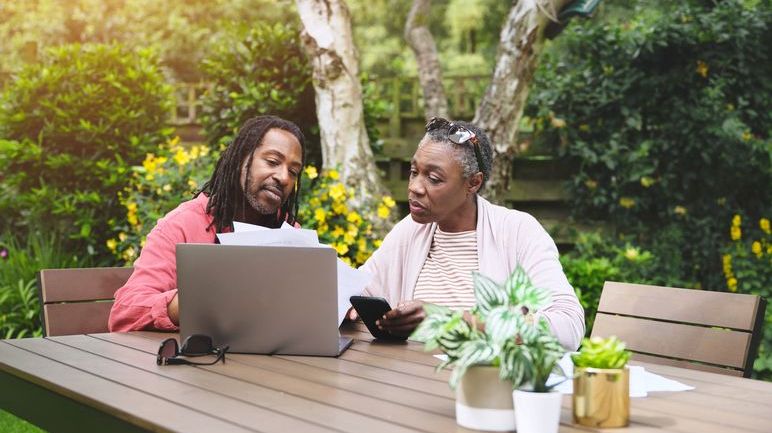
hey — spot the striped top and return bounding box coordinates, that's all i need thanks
[413,228,478,310]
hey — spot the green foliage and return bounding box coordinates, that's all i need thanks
[0,410,44,433]
[0,44,172,260]
[411,267,565,391]
[722,214,771,380]
[107,138,216,263]
[0,0,287,81]
[528,1,772,291]
[296,167,396,267]
[0,231,92,339]
[199,22,317,156]
[572,336,632,369]
[560,232,666,334]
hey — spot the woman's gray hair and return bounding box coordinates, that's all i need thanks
[421,120,494,190]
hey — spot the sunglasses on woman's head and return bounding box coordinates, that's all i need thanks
[425,117,485,172]
[156,334,228,366]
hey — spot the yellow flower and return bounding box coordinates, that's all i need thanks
[309,197,321,208]
[373,239,383,248]
[726,277,737,292]
[619,197,636,209]
[343,233,356,245]
[118,232,128,242]
[334,243,349,256]
[584,179,598,190]
[741,131,752,142]
[752,241,762,257]
[624,248,639,261]
[760,218,770,234]
[314,208,327,224]
[357,238,367,251]
[140,236,147,248]
[332,226,345,238]
[346,224,359,237]
[332,202,347,215]
[187,179,198,189]
[106,239,117,252]
[725,103,735,112]
[382,195,396,208]
[579,124,590,132]
[163,184,172,192]
[377,205,390,219]
[317,223,328,235]
[339,256,353,266]
[329,183,346,202]
[304,166,318,180]
[640,177,655,188]
[732,214,741,227]
[122,246,136,262]
[550,117,566,129]
[346,212,362,225]
[173,147,191,166]
[126,202,139,226]
[327,169,339,180]
[674,206,687,215]
[696,60,709,78]
[730,225,742,241]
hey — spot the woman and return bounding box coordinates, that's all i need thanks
[359,117,584,350]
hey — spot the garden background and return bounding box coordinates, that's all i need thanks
[0,3,769,430]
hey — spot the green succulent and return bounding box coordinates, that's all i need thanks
[411,266,566,390]
[572,336,631,369]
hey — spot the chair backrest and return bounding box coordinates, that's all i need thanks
[591,281,767,377]
[37,267,134,337]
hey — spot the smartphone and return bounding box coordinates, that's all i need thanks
[349,296,407,341]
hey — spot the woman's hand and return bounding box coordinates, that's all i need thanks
[377,300,426,338]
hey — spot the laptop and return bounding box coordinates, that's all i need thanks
[176,243,352,356]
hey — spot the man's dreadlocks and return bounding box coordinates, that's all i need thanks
[197,115,305,232]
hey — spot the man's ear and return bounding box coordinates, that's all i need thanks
[467,172,483,195]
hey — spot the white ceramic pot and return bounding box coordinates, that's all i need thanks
[513,389,563,433]
[455,365,515,431]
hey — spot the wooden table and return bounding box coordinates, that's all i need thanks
[2,322,771,433]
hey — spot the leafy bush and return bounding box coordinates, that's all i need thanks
[528,1,772,291]
[297,167,396,266]
[722,213,771,380]
[0,231,92,339]
[107,137,216,263]
[560,232,663,334]
[0,43,172,260]
[199,22,317,152]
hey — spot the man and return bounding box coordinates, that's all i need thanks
[109,115,305,332]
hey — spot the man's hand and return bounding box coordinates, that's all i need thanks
[376,300,426,338]
[168,293,180,326]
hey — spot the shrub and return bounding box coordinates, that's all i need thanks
[0,43,172,260]
[721,213,772,380]
[199,22,316,151]
[297,166,396,266]
[0,231,92,338]
[528,1,772,291]
[107,137,216,263]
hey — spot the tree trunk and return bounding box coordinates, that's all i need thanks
[473,0,569,205]
[295,0,387,203]
[405,0,448,120]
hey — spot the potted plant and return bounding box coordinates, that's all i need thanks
[571,336,632,428]
[411,266,561,431]
[511,327,567,433]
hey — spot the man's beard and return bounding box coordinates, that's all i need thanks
[245,183,283,216]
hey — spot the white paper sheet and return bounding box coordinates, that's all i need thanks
[216,225,370,325]
[433,353,694,397]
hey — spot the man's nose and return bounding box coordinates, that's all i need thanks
[272,165,292,186]
[408,177,425,196]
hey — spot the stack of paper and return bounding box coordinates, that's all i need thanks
[216,222,371,325]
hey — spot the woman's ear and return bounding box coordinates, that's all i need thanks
[467,172,483,195]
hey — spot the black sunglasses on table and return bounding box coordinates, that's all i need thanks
[157,334,228,366]
[425,116,485,173]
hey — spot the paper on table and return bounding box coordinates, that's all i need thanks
[216,225,370,325]
[433,353,694,397]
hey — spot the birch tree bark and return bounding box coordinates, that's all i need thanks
[295,0,386,202]
[405,0,448,120]
[474,0,570,204]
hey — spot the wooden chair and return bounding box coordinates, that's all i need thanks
[591,281,767,377]
[37,267,134,336]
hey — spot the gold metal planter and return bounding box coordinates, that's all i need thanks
[573,367,630,428]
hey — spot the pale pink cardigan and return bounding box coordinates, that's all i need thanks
[361,195,585,351]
